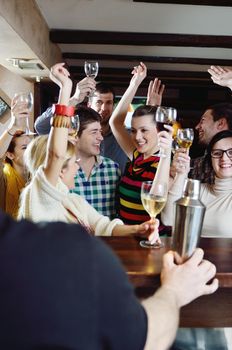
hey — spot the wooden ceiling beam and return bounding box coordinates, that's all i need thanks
[50,30,232,48]
[69,66,210,79]
[133,0,232,6]
[63,52,232,66]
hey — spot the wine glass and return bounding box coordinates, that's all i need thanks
[84,61,99,98]
[84,61,99,79]
[69,114,80,139]
[13,92,36,135]
[176,128,194,151]
[140,181,167,249]
[156,107,177,157]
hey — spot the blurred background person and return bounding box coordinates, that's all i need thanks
[0,98,31,218]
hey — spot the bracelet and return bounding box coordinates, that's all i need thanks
[50,115,71,129]
[52,104,75,117]
[7,130,15,137]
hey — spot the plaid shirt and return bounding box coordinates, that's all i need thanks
[71,156,121,219]
[189,152,215,184]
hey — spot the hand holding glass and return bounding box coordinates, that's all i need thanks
[140,181,167,248]
[13,92,35,135]
[84,61,99,98]
[156,107,177,157]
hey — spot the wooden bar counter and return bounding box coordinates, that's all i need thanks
[101,236,232,327]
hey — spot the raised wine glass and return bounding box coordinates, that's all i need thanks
[69,114,80,139]
[13,92,36,135]
[84,61,99,97]
[156,106,177,157]
[140,180,167,249]
[176,128,194,151]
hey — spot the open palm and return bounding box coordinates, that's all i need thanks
[208,65,232,90]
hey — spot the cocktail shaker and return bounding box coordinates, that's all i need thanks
[172,179,206,261]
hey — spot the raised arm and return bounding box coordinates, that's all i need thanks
[35,77,95,135]
[0,98,30,159]
[161,150,190,226]
[43,63,73,187]
[109,62,147,160]
[208,65,232,91]
[146,78,165,106]
[151,124,173,190]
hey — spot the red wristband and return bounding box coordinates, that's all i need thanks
[52,104,75,117]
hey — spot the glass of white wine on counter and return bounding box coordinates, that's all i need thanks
[140,181,167,249]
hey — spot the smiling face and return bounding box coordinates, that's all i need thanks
[6,134,31,168]
[76,121,103,157]
[60,154,80,190]
[211,137,232,179]
[195,109,222,145]
[130,114,158,158]
[89,91,114,134]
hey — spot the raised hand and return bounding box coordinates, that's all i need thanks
[208,65,232,90]
[50,62,72,88]
[171,148,190,175]
[130,62,147,88]
[146,78,165,106]
[50,63,73,105]
[70,77,96,105]
[158,124,173,151]
[9,97,30,133]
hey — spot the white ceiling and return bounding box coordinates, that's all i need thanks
[32,0,232,89]
[35,0,232,69]
[1,0,232,84]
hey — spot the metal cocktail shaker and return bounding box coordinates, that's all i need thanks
[172,179,206,261]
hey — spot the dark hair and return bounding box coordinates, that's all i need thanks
[206,130,232,167]
[5,131,24,165]
[207,103,232,129]
[95,82,115,101]
[132,105,157,122]
[76,105,101,137]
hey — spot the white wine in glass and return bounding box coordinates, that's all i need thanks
[140,181,167,249]
[69,114,80,138]
[13,92,36,136]
[176,128,194,151]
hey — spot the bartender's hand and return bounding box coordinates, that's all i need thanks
[160,248,219,307]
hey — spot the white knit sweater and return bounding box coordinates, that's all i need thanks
[162,176,232,237]
[18,166,123,236]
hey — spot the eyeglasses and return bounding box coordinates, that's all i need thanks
[211,148,232,159]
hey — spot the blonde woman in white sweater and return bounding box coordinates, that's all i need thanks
[18,63,160,238]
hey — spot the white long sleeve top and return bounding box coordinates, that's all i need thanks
[162,176,232,237]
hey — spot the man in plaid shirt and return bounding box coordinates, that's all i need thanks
[71,106,121,219]
[189,103,232,183]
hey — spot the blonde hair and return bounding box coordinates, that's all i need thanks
[24,135,76,176]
